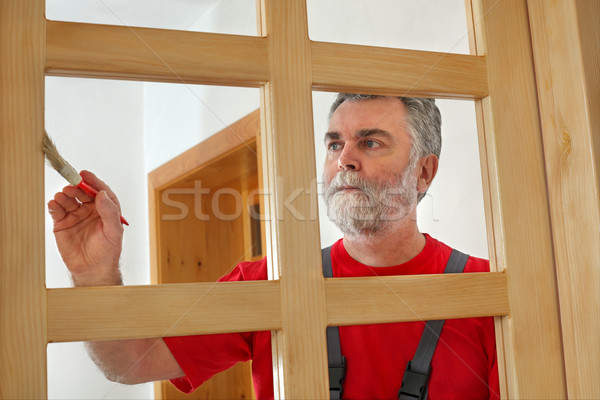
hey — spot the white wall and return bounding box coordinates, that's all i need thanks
[44,1,487,398]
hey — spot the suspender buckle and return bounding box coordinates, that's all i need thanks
[328,356,346,399]
[398,361,430,400]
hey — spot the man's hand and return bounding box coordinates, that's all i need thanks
[47,170,124,286]
[48,171,185,383]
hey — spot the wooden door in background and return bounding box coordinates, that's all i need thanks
[148,110,263,399]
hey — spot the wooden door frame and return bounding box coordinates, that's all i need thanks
[2,0,599,398]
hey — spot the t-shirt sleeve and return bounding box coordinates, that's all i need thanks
[163,260,267,394]
[163,332,253,394]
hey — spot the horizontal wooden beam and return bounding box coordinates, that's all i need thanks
[46,21,487,100]
[326,272,508,326]
[47,281,282,343]
[45,20,269,86]
[311,41,488,99]
[48,272,508,343]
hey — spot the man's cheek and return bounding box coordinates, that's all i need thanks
[322,170,336,187]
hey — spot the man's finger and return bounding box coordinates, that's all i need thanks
[63,185,94,203]
[48,200,67,222]
[80,170,121,208]
[54,192,80,213]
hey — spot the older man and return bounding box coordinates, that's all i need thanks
[48,94,498,399]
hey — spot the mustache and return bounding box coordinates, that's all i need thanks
[324,171,379,198]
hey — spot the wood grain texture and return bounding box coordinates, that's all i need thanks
[47,274,508,342]
[311,41,488,99]
[258,1,329,398]
[47,281,282,342]
[46,20,490,100]
[527,0,600,397]
[0,1,47,398]
[326,272,508,326]
[469,0,567,398]
[464,0,509,396]
[46,21,268,86]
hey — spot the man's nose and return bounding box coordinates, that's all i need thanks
[338,145,360,171]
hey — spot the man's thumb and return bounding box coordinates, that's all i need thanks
[95,191,123,241]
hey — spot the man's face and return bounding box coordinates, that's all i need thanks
[323,97,418,237]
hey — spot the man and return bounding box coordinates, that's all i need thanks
[48,94,499,399]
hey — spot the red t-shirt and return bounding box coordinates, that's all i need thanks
[164,234,500,399]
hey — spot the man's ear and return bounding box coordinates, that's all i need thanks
[416,155,439,194]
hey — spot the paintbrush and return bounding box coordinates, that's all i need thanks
[42,131,129,226]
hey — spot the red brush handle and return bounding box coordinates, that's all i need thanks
[77,180,129,226]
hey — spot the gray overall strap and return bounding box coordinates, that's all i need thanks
[322,246,346,400]
[398,249,469,400]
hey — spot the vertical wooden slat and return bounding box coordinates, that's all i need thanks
[464,2,509,397]
[148,184,162,285]
[467,0,567,398]
[0,1,47,398]
[257,1,329,398]
[527,0,600,397]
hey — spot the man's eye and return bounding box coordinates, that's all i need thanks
[328,142,341,151]
[364,140,379,148]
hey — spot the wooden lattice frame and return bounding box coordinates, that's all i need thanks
[1,0,599,398]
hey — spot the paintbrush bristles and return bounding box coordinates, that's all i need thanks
[42,131,82,186]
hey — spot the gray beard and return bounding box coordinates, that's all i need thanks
[323,165,418,238]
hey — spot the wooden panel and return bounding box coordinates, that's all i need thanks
[258,1,329,398]
[0,1,47,398]
[149,110,260,288]
[148,110,260,190]
[46,21,269,86]
[311,41,488,99]
[47,281,281,342]
[467,0,567,398]
[155,183,255,399]
[157,191,209,283]
[156,180,255,283]
[326,272,508,326]
[527,0,600,397]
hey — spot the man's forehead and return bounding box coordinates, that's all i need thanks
[326,99,409,139]
[324,128,394,141]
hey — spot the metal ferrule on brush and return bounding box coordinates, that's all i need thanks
[59,164,82,186]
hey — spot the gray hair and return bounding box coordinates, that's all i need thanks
[329,94,442,202]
